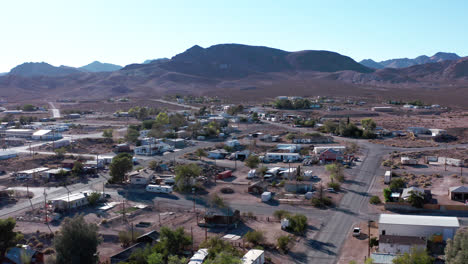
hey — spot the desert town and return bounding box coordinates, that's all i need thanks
[0,95,466,264]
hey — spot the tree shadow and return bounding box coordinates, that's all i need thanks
[306,239,337,256]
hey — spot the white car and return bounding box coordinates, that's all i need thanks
[352,227,361,237]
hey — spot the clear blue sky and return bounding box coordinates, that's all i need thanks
[1,0,467,72]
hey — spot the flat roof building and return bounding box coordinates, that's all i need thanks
[379,214,459,240]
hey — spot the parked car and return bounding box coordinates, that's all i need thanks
[352,227,361,237]
[327,188,336,193]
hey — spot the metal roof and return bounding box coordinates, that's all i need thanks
[379,214,459,228]
[449,186,468,193]
[33,129,52,136]
[242,249,264,264]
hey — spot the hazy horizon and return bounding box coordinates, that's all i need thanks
[1,0,468,72]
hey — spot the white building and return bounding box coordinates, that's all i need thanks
[4,129,34,138]
[429,129,447,137]
[32,129,62,140]
[241,249,264,264]
[50,191,98,210]
[313,146,345,155]
[188,248,208,264]
[379,214,459,241]
[372,106,393,112]
[265,152,301,162]
[0,150,18,160]
[16,167,49,179]
[401,157,418,165]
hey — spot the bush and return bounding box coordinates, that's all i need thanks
[389,178,405,191]
[369,196,381,205]
[288,214,308,235]
[244,230,265,246]
[383,188,391,202]
[311,197,333,208]
[327,182,341,191]
[277,235,292,252]
[273,210,291,220]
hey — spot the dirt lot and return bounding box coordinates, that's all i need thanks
[337,221,379,264]
[34,138,115,154]
[57,98,188,114]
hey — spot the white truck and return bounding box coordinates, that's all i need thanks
[146,184,173,194]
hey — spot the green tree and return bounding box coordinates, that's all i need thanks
[445,228,468,264]
[0,218,23,257]
[54,215,100,264]
[389,178,405,191]
[155,112,169,126]
[157,227,192,257]
[210,194,227,209]
[244,230,265,246]
[383,188,392,202]
[169,113,186,129]
[109,153,133,183]
[148,160,158,171]
[102,129,113,139]
[288,214,308,235]
[407,191,425,208]
[125,127,140,143]
[365,258,375,264]
[147,252,164,264]
[174,164,201,192]
[22,104,36,111]
[72,161,84,176]
[200,237,240,260]
[369,196,381,205]
[86,192,101,206]
[167,255,187,264]
[195,148,207,160]
[204,252,241,264]
[285,133,296,142]
[325,163,344,183]
[54,147,66,159]
[392,248,433,264]
[361,118,377,131]
[244,155,260,169]
[273,210,291,220]
[277,235,292,252]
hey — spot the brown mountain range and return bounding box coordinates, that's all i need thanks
[0,44,467,107]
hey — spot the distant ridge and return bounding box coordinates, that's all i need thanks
[360,52,461,69]
[9,62,82,77]
[79,61,122,72]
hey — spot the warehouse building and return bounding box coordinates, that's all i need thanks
[378,214,459,241]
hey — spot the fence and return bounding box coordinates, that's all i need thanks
[385,202,468,212]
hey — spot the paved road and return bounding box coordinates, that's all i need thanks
[48,102,61,118]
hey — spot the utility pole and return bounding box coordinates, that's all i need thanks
[131,223,134,242]
[44,189,48,223]
[445,143,448,171]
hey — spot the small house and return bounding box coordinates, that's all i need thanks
[313,146,345,155]
[401,187,425,200]
[284,181,314,193]
[203,209,240,227]
[319,148,344,162]
[4,245,44,264]
[165,138,185,148]
[449,186,468,201]
[401,157,418,165]
[407,127,430,135]
[264,152,301,162]
[429,129,447,137]
[16,167,49,180]
[129,171,150,185]
[225,139,240,148]
[208,149,228,159]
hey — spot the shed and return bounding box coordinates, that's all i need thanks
[241,249,264,264]
[378,214,459,240]
[449,186,468,201]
